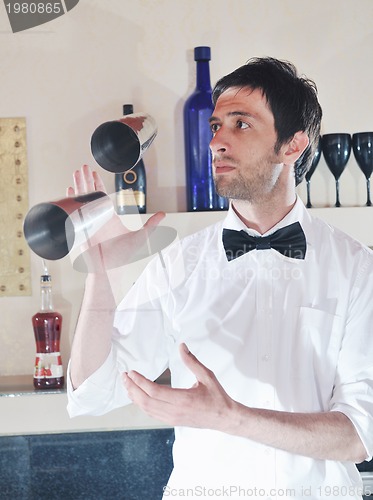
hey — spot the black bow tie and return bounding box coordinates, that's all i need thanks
[222,222,306,261]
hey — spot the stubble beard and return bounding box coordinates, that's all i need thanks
[214,154,283,205]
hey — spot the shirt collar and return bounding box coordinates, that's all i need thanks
[222,195,311,237]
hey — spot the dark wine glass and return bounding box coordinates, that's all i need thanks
[352,132,373,206]
[305,136,322,208]
[322,133,352,207]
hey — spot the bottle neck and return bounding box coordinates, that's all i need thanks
[196,60,211,91]
[40,285,53,311]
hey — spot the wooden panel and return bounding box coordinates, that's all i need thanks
[0,117,31,296]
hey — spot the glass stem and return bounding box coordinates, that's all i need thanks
[335,179,341,207]
[306,180,312,208]
[366,178,372,206]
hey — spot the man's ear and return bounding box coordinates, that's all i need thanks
[283,131,309,165]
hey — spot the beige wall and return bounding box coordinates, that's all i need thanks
[0,0,372,376]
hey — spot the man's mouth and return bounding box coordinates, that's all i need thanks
[213,162,236,174]
[216,167,235,175]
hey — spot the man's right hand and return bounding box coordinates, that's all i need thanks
[66,164,165,273]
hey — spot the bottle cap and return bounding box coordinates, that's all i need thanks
[194,46,211,61]
[123,104,134,116]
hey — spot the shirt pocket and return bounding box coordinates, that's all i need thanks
[297,306,343,376]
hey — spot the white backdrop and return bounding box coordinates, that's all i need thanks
[0,0,372,375]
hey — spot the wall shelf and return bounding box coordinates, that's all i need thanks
[0,383,169,437]
[141,206,373,247]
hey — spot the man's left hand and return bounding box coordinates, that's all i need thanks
[123,343,236,431]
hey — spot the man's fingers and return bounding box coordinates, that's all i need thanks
[123,371,151,399]
[66,186,75,197]
[81,164,96,192]
[123,371,182,418]
[92,169,107,193]
[126,370,155,394]
[144,211,166,229]
[125,370,172,400]
[72,169,83,194]
[123,372,184,424]
[143,212,166,240]
[124,370,190,403]
[72,165,105,195]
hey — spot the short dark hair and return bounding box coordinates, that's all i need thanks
[212,57,322,185]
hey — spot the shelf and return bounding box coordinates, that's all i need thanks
[0,371,171,436]
[139,206,373,247]
[0,375,65,398]
[0,372,169,436]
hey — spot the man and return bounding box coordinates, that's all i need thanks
[67,58,373,499]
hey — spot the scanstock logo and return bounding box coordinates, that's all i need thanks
[3,0,80,33]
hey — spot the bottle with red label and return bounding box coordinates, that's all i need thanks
[32,270,64,390]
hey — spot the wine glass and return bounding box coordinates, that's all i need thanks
[352,132,373,206]
[305,136,322,208]
[322,133,352,207]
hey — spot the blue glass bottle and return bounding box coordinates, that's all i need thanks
[184,46,228,211]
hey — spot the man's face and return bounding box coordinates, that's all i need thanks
[209,86,288,204]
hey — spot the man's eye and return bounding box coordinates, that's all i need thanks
[210,123,220,134]
[237,120,249,129]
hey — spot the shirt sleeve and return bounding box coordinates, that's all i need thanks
[66,347,131,417]
[329,251,373,461]
[67,252,178,418]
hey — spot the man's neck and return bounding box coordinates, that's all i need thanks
[231,193,297,235]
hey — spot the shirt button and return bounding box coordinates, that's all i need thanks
[262,354,270,361]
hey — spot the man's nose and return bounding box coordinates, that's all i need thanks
[210,129,227,154]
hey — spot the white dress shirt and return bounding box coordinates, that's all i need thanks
[67,198,373,499]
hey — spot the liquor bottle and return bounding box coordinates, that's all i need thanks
[32,271,64,390]
[184,46,228,211]
[115,104,147,214]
